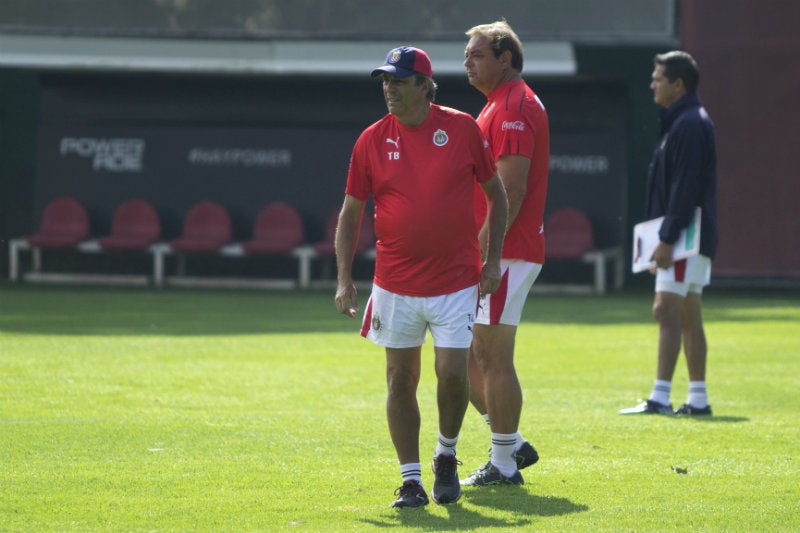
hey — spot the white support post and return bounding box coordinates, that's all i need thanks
[149,243,171,288]
[292,246,317,289]
[8,239,30,281]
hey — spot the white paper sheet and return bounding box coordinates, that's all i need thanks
[632,207,701,273]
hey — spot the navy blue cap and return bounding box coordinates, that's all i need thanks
[370,46,433,78]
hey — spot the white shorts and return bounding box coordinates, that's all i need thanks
[475,260,542,326]
[360,284,479,349]
[655,254,712,296]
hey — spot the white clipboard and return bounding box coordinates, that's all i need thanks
[632,207,701,273]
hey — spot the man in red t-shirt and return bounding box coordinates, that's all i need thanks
[334,46,508,509]
[460,20,550,487]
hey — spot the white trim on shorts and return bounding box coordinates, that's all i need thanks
[655,254,712,296]
[475,259,542,326]
[360,284,479,349]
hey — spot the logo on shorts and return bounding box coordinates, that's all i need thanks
[372,314,382,331]
[433,129,449,146]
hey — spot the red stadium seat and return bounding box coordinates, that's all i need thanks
[312,209,374,256]
[545,207,595,259]
[240,202,304,254]
[544,207,624,294]
[26,197,90,248]
[291,208,375,289]
[97,198,161,251]
[170,201,232,252]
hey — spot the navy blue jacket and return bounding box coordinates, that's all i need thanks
[645,92,718,259]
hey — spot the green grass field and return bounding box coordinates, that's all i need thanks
[1,284,798,532]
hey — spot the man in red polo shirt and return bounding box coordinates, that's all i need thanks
[334,45,508,508]
[461,20,550,487]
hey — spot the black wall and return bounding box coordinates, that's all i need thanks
[1,68,631,282]
[0,69,39,276]
[29,72,628,247]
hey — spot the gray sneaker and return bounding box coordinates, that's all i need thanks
[390,480,429,508]
[674,403,713,416]
[618,399,673,415]
[461,463,524,486]
[468,441,540,478]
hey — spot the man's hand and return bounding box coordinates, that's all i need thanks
[479,260,502,295]
[651,241,675,271]
[335,281,358,318]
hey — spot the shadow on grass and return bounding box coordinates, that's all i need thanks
[360,487,587,530]
[677,415,750,423]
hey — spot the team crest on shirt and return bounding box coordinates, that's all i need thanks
[433,129,449,146]
[372,314,382,331]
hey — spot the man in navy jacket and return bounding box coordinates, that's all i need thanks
[620,50,719,416]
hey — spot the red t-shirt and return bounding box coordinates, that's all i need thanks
[346,104,496,297]
[474,79,549,263]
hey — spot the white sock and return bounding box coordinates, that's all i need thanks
[687,381,709,407]
[649,380,672,405]
[514,432,526,450]
[399,463,422,484]
[490,432,518,477]
[484,414,526,451]
[435,432,458,457]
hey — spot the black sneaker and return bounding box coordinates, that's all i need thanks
[431,454,462,504]
[516,441,540,469]
[618,399,673,415]
[390,480,429,508]
[675,403,713,416]
[461,463,524,486]
[467,440,540,479]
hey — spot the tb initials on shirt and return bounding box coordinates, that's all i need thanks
[386,137,400,160]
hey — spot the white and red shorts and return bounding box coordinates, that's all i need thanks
[475,260,542,326]
[361,284,479,349]
[655,254,712,296]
